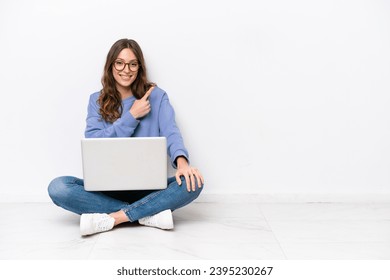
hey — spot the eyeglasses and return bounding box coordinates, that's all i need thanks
[113,60,140,72]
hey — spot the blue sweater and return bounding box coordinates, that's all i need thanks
[85,86,189,168]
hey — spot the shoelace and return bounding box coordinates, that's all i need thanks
[95,216,114,231]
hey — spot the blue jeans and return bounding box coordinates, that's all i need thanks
[48,176,202,222]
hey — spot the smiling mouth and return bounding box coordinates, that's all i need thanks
[120,74,133,80]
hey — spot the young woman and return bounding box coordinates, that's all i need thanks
[48,39,204,236]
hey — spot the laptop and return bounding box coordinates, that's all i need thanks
[81,137,167,191]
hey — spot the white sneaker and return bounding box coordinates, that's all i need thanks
[80,213,115,236]
[138,209,174,230]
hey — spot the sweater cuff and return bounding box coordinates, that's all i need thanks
[172,151,190,168]
[121,111,140,128]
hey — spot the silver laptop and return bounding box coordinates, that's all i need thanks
[81,137,167,191]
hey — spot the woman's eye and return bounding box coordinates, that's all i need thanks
[115,61,124,66]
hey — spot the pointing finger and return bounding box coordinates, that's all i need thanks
[143,86,155,100]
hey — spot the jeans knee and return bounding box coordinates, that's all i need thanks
[166,180,203,211]
[179,179,204,200]
[47,176,68,204]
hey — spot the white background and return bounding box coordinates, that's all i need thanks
[0,0,389,201]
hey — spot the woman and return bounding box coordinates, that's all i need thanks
[48,39,204,236]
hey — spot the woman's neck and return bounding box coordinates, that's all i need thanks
[117,86,133,100]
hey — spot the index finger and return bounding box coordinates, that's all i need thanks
[142,86,155,100]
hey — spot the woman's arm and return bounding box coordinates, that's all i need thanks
[157,92,204,191]
[158,93,190,167]
[85,94,140,138]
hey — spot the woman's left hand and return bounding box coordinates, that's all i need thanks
[175,157,204,192]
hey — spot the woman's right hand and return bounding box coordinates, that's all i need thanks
[130,86,154,119]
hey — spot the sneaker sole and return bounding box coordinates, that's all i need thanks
[158,210,174,230]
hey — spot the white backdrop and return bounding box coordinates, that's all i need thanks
[0,0,389,201]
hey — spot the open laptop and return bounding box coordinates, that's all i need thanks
[81,137,167,191]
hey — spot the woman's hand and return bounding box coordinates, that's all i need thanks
[130,86,154,119]
[175,157,204,192]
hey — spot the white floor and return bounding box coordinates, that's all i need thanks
[1,199,390,259]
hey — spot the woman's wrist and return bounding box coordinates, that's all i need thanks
[176,156,188,168]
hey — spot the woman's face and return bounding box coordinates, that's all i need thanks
[112,48,139,91]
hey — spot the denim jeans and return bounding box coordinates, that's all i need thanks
[48,176,202,222]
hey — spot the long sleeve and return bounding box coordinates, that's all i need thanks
[84,93,140,138]
[158,93,189,168]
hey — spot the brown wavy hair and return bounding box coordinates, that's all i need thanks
[98,39,155,123]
